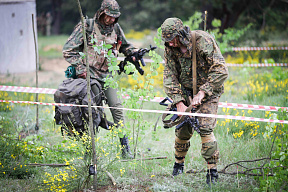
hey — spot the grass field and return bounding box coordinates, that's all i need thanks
[0,34,287,191]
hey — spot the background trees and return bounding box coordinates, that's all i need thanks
[36,0,288,39]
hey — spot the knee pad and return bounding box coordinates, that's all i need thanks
[201,133,219,164]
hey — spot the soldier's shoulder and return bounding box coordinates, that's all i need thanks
[192,30,215,51]
[73,18,94,32]
[195,30,215,42]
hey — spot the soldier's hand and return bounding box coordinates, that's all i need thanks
[176,101,189,117]
[192,90,205,107]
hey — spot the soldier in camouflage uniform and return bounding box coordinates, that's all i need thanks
[161,18,228,184]
[63,0,138,158]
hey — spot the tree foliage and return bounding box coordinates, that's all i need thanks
[36,0,287,39]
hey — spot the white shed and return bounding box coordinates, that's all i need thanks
[0,0,37,74]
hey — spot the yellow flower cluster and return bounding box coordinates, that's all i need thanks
[0,91,13,111]
[43,167,78,192]
[119,63,164,91]
[125,29,151,40]
[120,167,125,177]
[233,130,244,138]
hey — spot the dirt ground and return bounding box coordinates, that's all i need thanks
[0,58,69,88]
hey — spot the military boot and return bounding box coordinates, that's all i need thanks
[119,135,133,159]
[206,169,218,186]
[172,162,184,176]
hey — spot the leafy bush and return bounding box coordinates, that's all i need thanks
[256,109,288,191]
[183,11,252,53]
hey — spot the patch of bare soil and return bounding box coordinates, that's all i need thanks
[0,58,69,88]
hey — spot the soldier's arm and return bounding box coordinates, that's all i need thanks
[163,47,185,105]
[198,36,228,97]
[114,23,138,56]
[62,22,86,76]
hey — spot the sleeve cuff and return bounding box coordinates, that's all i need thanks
[171,94,185,105]
[199,82,213,97]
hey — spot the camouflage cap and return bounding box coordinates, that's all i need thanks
[161,18,184,42]
[101,0,121,18]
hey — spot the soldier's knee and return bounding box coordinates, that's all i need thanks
[201,133,219,164]
[201,141,219,164]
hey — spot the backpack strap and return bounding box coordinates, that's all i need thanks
[85,18,94,35]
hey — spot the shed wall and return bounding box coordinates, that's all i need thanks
[0,1,37,74]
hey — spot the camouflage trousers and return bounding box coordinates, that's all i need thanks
[174,96,220,169]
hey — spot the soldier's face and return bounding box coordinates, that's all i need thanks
[167,36,180,47]
[103,14,116,26]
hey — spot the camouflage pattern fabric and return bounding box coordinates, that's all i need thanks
[161,17,191,47]
[162,17,228,169]
[62,0,137,81]
[174,136,190,164]
[175,96,220,168]
[100,0,121,18]
[62,0,136,130]
[161,18,184,42]
[163,28,228,104]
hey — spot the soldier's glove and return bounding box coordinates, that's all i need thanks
[77,72,87,79]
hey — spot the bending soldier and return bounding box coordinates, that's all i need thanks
[161,18,228,185]
[63,0,139,158]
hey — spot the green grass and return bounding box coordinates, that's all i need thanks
[0,88,279,191]
[0,35,287,191]
[38,35,69,59]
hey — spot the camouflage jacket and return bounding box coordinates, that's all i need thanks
[163,30,228,105]
[62,19,137,81]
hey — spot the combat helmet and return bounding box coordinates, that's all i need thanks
[161,17,191,46]
[95,0,121,24]
[100,0,121,18]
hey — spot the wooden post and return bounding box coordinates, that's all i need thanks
[204,11,207,31]
[31,14,39,132]
[76,0,98,190]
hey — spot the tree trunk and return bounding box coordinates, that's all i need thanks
[201,0,252,33]
[51,0,62,35]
